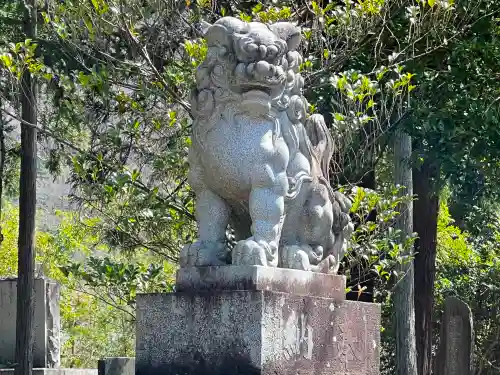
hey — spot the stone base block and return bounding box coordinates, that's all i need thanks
[0,277,60,368]
[98,357,135,375]
[175,266,346,300]
[136,290,380,375]
[0,369,97,375]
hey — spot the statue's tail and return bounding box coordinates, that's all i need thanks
[286,113,335,201]
[304,114,334,181]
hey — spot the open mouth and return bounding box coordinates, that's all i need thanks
[239,84,272,96]
[234,60,286,90]
[239,89,273,114]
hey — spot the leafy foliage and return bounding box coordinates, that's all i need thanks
[0,202,176,367]
[0,202,51,276]
[0,0,499,372]
[342,185,416,298]
[434,195,500,375]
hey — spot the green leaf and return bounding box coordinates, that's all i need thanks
[0,54,12,68]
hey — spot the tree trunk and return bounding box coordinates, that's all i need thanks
[413,159,439,375]
[393,129,418,375]
[15,1,37,375]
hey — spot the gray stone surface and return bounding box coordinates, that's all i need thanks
[136,290,380,375]
[98,358,135,375]
[0,369,97,375]
[180,16,354,273]
[176,266,346,300]
[435,297,474,375]
[0,278,60,368]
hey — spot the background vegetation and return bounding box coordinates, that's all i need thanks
[0,0,499,373]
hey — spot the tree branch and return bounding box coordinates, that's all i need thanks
[0,107,194,220]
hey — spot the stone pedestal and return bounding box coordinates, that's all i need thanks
[0,277,60,368]
[435,297,474,375]
[98,358,135,375]
[136,266,380,375]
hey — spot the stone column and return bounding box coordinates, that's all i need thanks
[0,277,60,368]
[435,296,474,375]
[136,266,381,375]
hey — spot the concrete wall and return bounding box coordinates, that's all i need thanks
[0,278,60,368]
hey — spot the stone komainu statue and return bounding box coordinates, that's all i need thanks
[180,17,354,273]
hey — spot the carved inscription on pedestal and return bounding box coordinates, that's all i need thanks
[283,311,314,361]
[445,316,462,375]
[332,307,368,372]
[435,297,474,375]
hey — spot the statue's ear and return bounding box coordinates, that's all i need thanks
[204,23,230,47]
[269,22,301,51]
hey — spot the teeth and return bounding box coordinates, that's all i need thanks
[256,60,271,76]
[235,63,246,77]
[246,43,258,54]
[267,45,279,59]
[246,62,255,75]
[237,60,286,81]
[259,45,267,59]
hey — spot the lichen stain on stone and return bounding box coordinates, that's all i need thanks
[282,308,298,358]
[304,325,314,360]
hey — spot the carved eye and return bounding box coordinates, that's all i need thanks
[267,45,279,60]
[245,43,258,54]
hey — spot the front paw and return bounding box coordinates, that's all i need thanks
[232,238,278,267]
[315,254,339,274]
[282,246,338,273]
[180,241,228,267]
[281,245,313,271]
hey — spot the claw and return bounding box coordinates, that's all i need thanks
[282,246,340,274]
[232,238,276,266]
[281,245,312,271]
[180,241,228,267]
